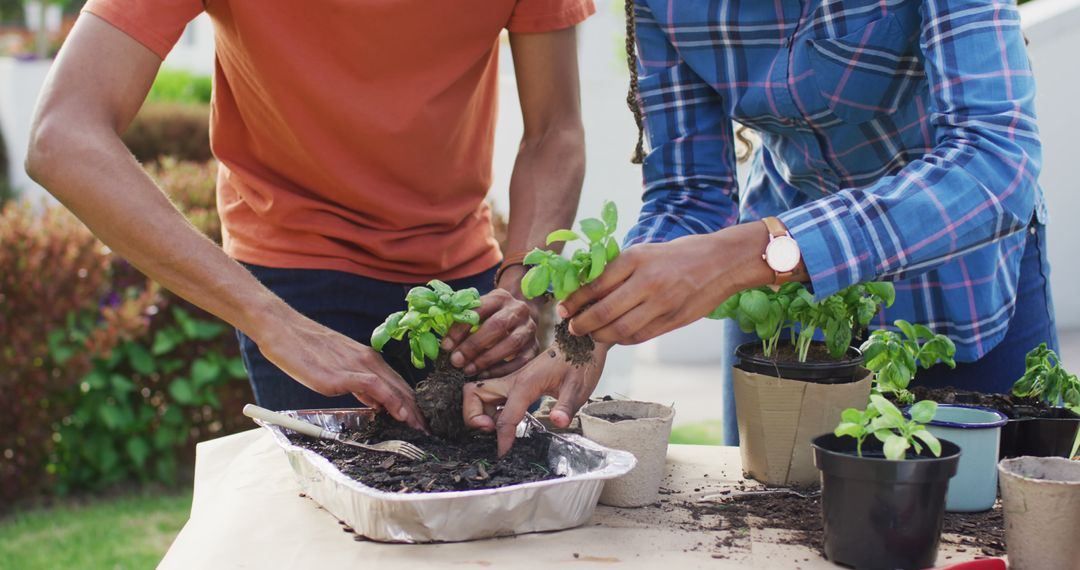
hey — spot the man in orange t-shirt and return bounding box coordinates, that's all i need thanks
[27,1,594,429]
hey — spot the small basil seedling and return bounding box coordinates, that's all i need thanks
[370,280,482,369]
[520,201,620,301]
[860,319,956,405]
[1012,342,1079,413]
[834,394,942,460]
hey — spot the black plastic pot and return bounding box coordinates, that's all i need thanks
[735,341,862,384]
[1007,408,1079,458]
[812,433,961,570]
[998,417,1028,459]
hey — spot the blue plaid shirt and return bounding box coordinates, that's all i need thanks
[624,0,1046,362]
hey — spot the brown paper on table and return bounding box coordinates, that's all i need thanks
[733,366,872,486]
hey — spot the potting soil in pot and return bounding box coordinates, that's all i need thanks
[287,416,561,493]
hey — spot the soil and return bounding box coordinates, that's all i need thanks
[745,342,851,364]
[942,505,1006,557]
[908,385,1058,419]
[675,491,1006,560]
[592,413,637,423]
[554,318,595,366]
[415,351,472,440]
[287,415,560,493]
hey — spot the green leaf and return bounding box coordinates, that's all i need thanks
[883,434,910,460]
[151,329,181,355]
[406,286,438,310]
[126,343,155,376]
[579,218,607,242]
[110,374,136,395]
[912,429,942,457]
[168,378,197,405]
[896,320,917,342]
[126,437,151,468]
[521,265,551,299]
[605,237,620,262]
[191,358,222,388]
[587,242,607,282]
[456,310,481,327]
[98,405,124,430]
[739,289,770,323]
[834,422,863,439]
[523,248,549,266]
[870,394,904,423]
[451,288,480,307]
[399,310,422,329]
[47,330,74,365]
[908,400,938,424]
[428,279,453,295]
[562,269,580,297]
[545,229,580,245]
[864,282,896,307]
[371,324,391,351]
[708,294,741,321]
[419,332,440,361]
[601,200,618,231]
[192,320,225,340]
[841,408,864,424]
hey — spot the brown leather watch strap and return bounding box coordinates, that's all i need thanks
[762,216,789,238]
[494,251,532,288]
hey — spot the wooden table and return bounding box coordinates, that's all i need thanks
[159,429,994,569]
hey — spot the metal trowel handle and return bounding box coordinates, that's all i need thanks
[243,404,335,440]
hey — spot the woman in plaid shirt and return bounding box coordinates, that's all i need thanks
[467,0,1059,453]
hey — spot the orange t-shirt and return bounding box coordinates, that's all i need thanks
[82,0,594,282]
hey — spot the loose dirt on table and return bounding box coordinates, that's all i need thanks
[287,415,560,493]
[671,490,1006,560]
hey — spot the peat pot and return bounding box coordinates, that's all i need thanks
[734,342,871,486]
[812,433,960,570]
[998,456,1080,570]
[579,400,674,508]
[923,405,1008,512]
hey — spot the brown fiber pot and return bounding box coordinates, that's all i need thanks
[998,456,1080,570]
[579,400,674,508]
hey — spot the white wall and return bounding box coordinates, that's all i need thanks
[1020,0,1080,329]
[0,57,51,204]
[163,13,215,76]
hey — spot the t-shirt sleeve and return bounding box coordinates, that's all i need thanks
[507,0,595,33]
[82,0,205,60]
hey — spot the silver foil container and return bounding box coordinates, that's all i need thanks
[255,408,636,543]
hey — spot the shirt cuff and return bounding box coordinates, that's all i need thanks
[777,193,876,299]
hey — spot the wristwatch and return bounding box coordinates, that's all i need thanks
[761,216,802,285]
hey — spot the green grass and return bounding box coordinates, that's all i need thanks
[0,491,192,570]
[669,420,724,445]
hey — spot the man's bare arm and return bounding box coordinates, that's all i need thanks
[26,15,425,429]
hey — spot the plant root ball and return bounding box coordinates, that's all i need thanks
[415,352,472,441]
[555,319,595,366]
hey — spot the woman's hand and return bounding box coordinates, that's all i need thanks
[557,223,775,345]
[462,343,609,456]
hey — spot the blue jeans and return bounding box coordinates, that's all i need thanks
[236,264,498,411]
[718,223,1058,446]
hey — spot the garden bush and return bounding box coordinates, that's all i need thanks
[0,159,249,507]
[146,69,212,106]
[122,103,212,164]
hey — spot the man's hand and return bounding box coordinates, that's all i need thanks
[441,282,541,378]
[557,223,776,345]
[256,308,428,432]
[462,343,608,456]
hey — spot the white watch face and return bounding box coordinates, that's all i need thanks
[766,236,801,273]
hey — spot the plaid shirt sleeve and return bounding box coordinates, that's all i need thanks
[623,2,740,248]
[778,0,1041,298]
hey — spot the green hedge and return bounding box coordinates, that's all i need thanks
[0,159,252,507]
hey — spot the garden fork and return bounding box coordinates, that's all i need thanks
[243,404,426,460]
